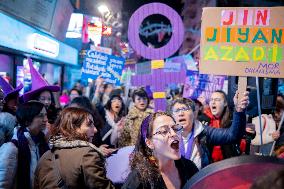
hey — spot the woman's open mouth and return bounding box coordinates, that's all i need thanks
[178,118,186,125]
[211,106,217,111]
[170,140,180,151]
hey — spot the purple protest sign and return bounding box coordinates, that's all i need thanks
[183,70,227,101]
[128,3,184,60]
[132,68,186,111]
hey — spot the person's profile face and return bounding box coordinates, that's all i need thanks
[76,115,97,142]
[29,107,48,136]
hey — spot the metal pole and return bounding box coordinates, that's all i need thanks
[256,77,263,154]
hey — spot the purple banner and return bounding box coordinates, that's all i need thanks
[183,70,227,101]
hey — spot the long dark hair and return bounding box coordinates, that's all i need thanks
[36,90,59,124]
[130,111,175,187]
[34,89,56,107]
[104,95,125,119]
[214,90,232,128]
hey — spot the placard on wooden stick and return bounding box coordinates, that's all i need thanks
[237,76,247,101]
[200,7,284,78]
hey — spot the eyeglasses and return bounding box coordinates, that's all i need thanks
[209,98,222,102]
[153,124,183,137]
[172,107,191,115]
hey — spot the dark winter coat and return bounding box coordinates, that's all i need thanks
[198,111,246,167]
[34,137,114,189]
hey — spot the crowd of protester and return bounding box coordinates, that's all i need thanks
[0,59,283,189]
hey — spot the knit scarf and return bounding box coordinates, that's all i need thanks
[16,127,49,189]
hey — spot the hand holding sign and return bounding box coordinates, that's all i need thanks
[234,90,250,112]
[95,76,104,87]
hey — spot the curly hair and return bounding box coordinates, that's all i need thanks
[52,107,93,141]
[130,111,176,187]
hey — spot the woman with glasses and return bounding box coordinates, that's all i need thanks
[34,107,114,189]
[168,91,249,169]
[0,101,49,189]
[123,112,198,189]
[119,88,153,147]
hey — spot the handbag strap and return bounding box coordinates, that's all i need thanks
[51,149,69,189]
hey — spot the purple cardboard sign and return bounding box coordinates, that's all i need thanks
[132,68,186,111]
[183,70,226,101]
[164,62,181,72]
[128,3,184,60]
